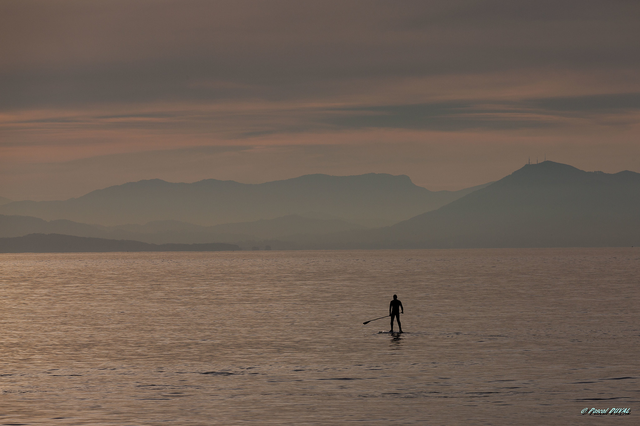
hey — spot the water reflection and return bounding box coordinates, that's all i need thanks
[389,332,403,349]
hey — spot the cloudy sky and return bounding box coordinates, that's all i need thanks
[1,0,639,200]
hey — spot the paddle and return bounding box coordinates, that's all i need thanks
[362,314,389,325]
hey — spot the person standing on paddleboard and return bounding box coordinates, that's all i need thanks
[389,294,403,333]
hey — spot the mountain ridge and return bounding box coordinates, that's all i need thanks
[0,233,241,253]
[274,161,640,249]
[2,162,637,250]
[382,161,640,248]
[0,213,367,245]
[0,173,485,227]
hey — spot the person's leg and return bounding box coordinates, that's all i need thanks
[390,315,394,332]
[397,315,402,333]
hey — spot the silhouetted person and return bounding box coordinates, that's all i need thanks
[389,294,403,333]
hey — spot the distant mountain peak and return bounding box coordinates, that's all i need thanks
[517,160,583,174]
[496,161,596,187]
[508,161,640,184]
[118,178,170,186]
[81,178,174,199]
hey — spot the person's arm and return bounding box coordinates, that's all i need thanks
[389,301,392,316]
[400,301,404,314]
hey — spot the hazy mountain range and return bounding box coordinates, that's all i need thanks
[387,161,640,248]
[316,161,640,249]
[1,162,638,251]
[0,214,367,246]
[0,233,239,253]
[0,173,484,227]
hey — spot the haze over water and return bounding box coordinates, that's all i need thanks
[1,248,638,425]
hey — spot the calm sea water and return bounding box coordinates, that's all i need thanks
[0,248,638,425]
